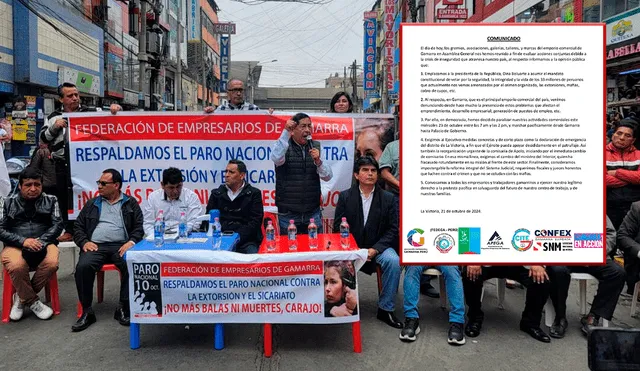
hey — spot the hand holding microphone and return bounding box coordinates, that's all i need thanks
[307,135,321,165]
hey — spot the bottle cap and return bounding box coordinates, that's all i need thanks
[290,219,294,224]
[309,218,315,223]
[267,220,272,225]
[214,217,219,221]
[342,217,347,221]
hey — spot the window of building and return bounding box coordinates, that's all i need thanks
[603,0,631,20]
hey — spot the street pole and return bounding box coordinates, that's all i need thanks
[175,1,182,110]
[200,9,206,108]
[138,0,148,110]
[381,59,387,113]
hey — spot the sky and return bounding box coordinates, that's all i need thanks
[215,0,374,88]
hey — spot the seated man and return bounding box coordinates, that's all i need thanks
[618,201,640,297]
[206,160,263,254]
[463,265,551,343]
[333,156,401,328]
[400,265,466,345]
[142,167,203,237]
[547,216,626,338]
[0,168,63,321]
[72,169,144,332]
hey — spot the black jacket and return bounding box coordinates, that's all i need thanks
[275,139,322,214]
[206,183,264,247]
[0,192,63,248]
[74,193,144,248]
[333,184,398,274]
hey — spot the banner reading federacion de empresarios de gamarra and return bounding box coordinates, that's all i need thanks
[67,112,395,230]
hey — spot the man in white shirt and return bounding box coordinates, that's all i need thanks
[142,167,203,237]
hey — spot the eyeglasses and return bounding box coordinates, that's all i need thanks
[228,88,244,93]
[96,181,115,186]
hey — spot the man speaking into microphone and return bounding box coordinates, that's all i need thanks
[271,113,333,235]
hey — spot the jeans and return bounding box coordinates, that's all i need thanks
[403,265,465,324]
[278,208,323,235]
[375,248,401,312]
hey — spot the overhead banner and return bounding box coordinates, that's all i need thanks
[66,112,395,232]
[220,36,230,92]
[126,248,368,324]
[363,14,377,91]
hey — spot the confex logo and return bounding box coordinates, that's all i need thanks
[407,229,425,247]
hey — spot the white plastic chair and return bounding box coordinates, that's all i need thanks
[544,273,609,327]
[422,268,448,309]
[58,241,78,274]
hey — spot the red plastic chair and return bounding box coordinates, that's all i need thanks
[2,269,60,323]
[76,264,122,318]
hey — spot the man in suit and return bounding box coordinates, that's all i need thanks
[333,156,401,328]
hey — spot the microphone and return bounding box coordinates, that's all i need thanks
[306,135,314,149]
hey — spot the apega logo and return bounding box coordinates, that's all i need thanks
[407,229,425,247]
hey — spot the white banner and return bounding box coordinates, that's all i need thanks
[65,112,395,232]
[126,248,368,324]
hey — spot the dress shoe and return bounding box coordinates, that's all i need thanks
[580,313,600,336]
[420,282,440,298]
[549,317,568,339]
[72,311,97,332]
[376,308,403,329]
[114,307,130,326]
[520,324,551,343]
[465,320,482,338]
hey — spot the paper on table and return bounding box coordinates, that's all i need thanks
[145,232,179,242]
[176,238,208,243]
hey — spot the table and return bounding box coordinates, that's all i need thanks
[125,232,239,350]
[258,233,362,357]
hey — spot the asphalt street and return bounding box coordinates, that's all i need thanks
[1,247,639,371]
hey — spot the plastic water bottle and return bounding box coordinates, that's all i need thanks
[287,220,297,251]
[212,217,222,250]
[207,210,216,237]
[178,211,188,238]
[154,210,165,247]
[265,221,276,252]
[340,217,350,249]
[308,218,318,250]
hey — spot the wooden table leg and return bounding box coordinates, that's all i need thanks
[352,321,362,353]
[264,323,272,357]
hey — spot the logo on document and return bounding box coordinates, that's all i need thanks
[407,229,425,247]
[511,228,533,252]
[573,233,604,248]
[458,228,481,254]
[434,233,455,253]
[485,231,507,250]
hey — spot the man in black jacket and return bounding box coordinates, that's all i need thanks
[617,202,640,296]
[72,168,144,332]
[0,168,63,321]
[207,160,264,254]
[271,113,333,235]
[333,156,401,328]
[40,82,121,241]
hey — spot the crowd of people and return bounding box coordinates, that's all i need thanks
[0,79,635,353]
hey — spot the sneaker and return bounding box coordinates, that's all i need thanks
[399,318,420,342]
[9,293,24,321]
[447,322,466,345]
[29,300,54,320]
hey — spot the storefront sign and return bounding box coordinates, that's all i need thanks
[606,8,640,45]
[123,89,139,106]
[363,13,377,91]
[58,67,101,96]
[607,39,640,60]
[442,0,464,5]
[220,36,230,92]
[384,0,396,91]
[437,8,468,19]
[212,23,236,35]
[189,0,200,41]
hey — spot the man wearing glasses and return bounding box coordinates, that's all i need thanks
[205,79,259,112]
[71,169,144,332]
[142,167,203,238]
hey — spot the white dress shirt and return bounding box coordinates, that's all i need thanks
[226,182,245,201]
[360,186,374,226]
[142,187,204,237]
